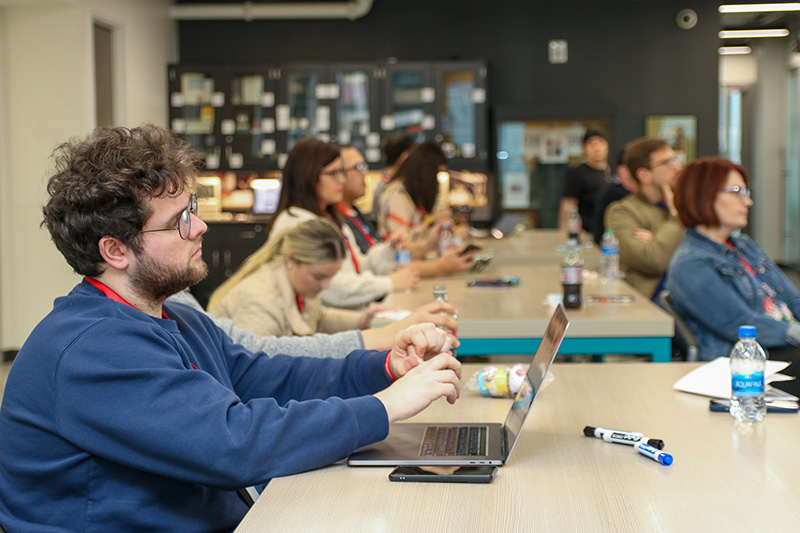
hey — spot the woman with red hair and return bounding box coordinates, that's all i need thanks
[666,156,800,362]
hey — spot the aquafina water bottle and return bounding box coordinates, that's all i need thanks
[730,325,767,423]
[600,229,620,282]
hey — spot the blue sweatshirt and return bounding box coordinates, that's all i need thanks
[0,280,391,532]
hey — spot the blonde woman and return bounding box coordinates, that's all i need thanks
[208,219,459,350]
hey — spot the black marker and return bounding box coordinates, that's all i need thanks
[583,426,665,450]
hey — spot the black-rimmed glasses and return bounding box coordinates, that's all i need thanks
[139,193,198,240]
[722,185,751,201]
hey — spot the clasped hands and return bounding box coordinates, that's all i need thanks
[375,323,462,423]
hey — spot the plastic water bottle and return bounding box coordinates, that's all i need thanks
[567,206,582,243]
[439,222,455,256]
[394,241,411,271]
[600,229,620,282]
[730,325,767,423]
[394,241,413,293]
[561,239,584,309]
[432,284,457,356]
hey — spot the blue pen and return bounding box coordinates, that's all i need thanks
[634,441,673,466]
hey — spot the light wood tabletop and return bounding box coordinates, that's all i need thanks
[473,228,600,267]
[236,362,800,532]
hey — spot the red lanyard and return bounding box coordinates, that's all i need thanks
[343,236,360,273]
[85,277,169,319]
[296,293,304,313]
[337,204,376,247]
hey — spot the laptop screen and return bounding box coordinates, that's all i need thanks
[502,305,569,457]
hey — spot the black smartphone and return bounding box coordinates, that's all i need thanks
[459,243,482,256]
[709,398,799,413]
[389,465,498,484]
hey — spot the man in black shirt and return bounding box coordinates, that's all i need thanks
[559,130,612,234]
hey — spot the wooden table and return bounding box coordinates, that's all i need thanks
[384,262,674,362]
[236,363,800,532]
[474,229,600,267]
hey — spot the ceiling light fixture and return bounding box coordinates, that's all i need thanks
[719,3,800,13]
[719,28,791,38]
[719,46,754,55]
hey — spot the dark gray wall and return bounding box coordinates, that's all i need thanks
[177,0,720,160]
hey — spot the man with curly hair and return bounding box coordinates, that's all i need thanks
[0,124,461,532]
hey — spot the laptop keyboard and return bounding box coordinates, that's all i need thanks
[420,426,487,457]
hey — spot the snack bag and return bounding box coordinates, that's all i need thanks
[469,364,529,398]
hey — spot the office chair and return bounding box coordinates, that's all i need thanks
[658,290,700,362]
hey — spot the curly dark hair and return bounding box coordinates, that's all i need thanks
[41,124,198,276]
[392,140,447,214]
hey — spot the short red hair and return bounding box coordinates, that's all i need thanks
[673,156,748,228]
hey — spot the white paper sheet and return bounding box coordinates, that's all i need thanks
[673,356,797,401]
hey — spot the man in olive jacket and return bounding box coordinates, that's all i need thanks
[605,137,685,300]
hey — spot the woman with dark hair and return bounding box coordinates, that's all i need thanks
[268,138,419,308]
[666,156,800,361]
[377,140,451,239]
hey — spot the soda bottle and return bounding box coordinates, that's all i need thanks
[600,229,620,282]
[561,239,584,309]
[432,284,457,356]
[730,325,767,423]
[567,206,582,243]
[439,222,455,256]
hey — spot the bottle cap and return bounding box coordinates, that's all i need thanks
[738,325,757,338]
[432,284,447,296]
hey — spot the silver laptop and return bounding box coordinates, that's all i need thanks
[348,304,569,466]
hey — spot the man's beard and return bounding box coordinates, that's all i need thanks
[130,249,208,303]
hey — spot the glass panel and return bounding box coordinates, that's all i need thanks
[497,119,610,227]
[287,72,319,149]
[336,69,371,153]
[390,70,427,142]
[719,86,743,164]
[441,70,476,159]
[784,72,800,266]
[230,73,267,161]
[177,72,217,160]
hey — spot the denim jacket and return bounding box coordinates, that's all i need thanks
[666,228,800,360]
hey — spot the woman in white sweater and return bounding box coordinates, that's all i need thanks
[268,138,418,308]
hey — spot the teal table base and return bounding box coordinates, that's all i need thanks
[457,337,672,363]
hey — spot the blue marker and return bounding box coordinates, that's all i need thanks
[634,441,673,466]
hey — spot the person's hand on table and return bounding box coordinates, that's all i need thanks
[435,246,477,274]
[400,301,459,334]
[358,302,390,330]
[389,266,420,292]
